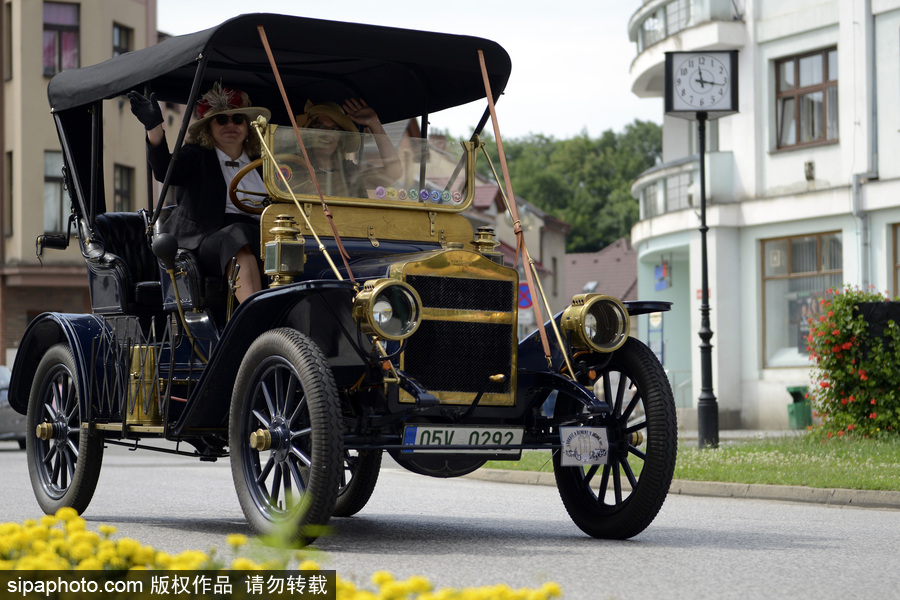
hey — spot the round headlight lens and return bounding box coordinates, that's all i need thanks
[372,286,418,338]
[354,280,422,341]
[372,299,394,326]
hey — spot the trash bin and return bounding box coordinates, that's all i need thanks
[786,385,812,430]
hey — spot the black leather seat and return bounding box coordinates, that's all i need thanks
[85,211,162,315]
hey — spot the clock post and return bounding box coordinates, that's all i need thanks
[664,50,738,449]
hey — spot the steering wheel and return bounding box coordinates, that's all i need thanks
[228,154,310,215]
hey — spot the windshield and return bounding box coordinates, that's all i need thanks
[262,125,475,212]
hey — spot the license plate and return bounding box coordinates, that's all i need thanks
[402,425,524,455]
[559,426,610,466]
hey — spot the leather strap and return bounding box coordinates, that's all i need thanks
[257,25,355,282]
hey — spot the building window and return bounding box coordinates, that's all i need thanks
[776,48,838,149]
[42,2,79,77]
[3,152,12,237]
[113,23,132,58]
[637,0,692,52]
[894,225,900,298]
[3,2,12,81]
[762,232,843,367]
[665,172,693,212]
[113,164,134,212]
[44,150,67,233]
[641,182,661,219]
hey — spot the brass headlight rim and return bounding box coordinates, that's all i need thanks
[354,279,423,341]
[564,294,630,353]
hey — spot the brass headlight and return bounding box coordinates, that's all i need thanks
[561,294,630,353]
[353,279,422,340]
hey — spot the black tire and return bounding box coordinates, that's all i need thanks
[332,449,382,517]
[553,338,676,539]
[26,344,103,515]
[229,328,342,543]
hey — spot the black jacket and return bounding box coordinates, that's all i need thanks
[147,135,246,251]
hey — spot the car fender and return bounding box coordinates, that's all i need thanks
[171,279,358,434]
[8,312,108,416]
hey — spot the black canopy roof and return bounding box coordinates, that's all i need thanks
[48,12,512,124]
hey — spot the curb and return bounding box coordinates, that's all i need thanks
[464,469,900,510]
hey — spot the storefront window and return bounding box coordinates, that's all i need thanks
[762,232,842,367]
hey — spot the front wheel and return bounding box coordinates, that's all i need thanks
[332,449,382,518]
[553,338,676,539]
[229,329,342,543]
[26,344,103,515]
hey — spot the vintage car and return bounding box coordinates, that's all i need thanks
[9,13,676,542]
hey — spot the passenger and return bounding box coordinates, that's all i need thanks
[294,99,402,197]
[127,83,270,303]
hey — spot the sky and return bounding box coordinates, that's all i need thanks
[156,0,662,140]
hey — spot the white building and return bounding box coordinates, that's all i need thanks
[627,0,900,428]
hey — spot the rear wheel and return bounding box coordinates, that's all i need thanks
[26,344,103,515]
[332,449,381,517]
[229,329,342,543]
[553,338,676,539]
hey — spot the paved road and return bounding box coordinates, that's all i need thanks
[2,442,899,599]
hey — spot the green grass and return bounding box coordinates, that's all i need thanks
[483,435,900,491]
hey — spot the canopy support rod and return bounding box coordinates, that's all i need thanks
[150,52,209,227]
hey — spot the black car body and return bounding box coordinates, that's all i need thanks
[9,13,676,542]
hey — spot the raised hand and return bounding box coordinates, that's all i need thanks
[127,91,164,130]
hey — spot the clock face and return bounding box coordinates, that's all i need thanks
[671,54,732,111]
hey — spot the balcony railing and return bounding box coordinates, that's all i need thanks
[630,0,741,54]
[633,152,733,220]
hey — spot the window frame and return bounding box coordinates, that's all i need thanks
[112,22,132,58]
[43,150,67,234]
[775,47,838,150]
[113,164,134,212]
[760,231,843,368]
[42,1,80,77]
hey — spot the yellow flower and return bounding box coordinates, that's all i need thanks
[98,524,117,538]
[226,534,248,549]
[54,508,79,522]
[74,557,104,570]
[371,570,394,586]
[298,559,321,571]
[540,582,563,598]
[230,557,261,570]
[67,542,95,562]
[39,516,58,528]
[116,537,141,560]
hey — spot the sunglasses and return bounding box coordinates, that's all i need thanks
[214,114,245,126]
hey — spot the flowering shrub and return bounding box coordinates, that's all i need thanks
[807,286,900,437]
[0,509,562,600]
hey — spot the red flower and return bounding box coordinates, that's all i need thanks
[819,315,827,323]
[840,398,848,405]
[847,424,855,431]
[819,381,830,389]
[832,329,840,336]
[827,310,834,317]
[870,399,876,405]
[860,370,868,381]
[848,395,855,403]
[837,430,845,436]
[827,432,833,438]
[869,413,878,419]
[850,359,856,364]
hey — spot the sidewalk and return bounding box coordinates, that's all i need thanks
[463,430,900,511]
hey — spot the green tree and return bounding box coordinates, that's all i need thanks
[471,120,661,252]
